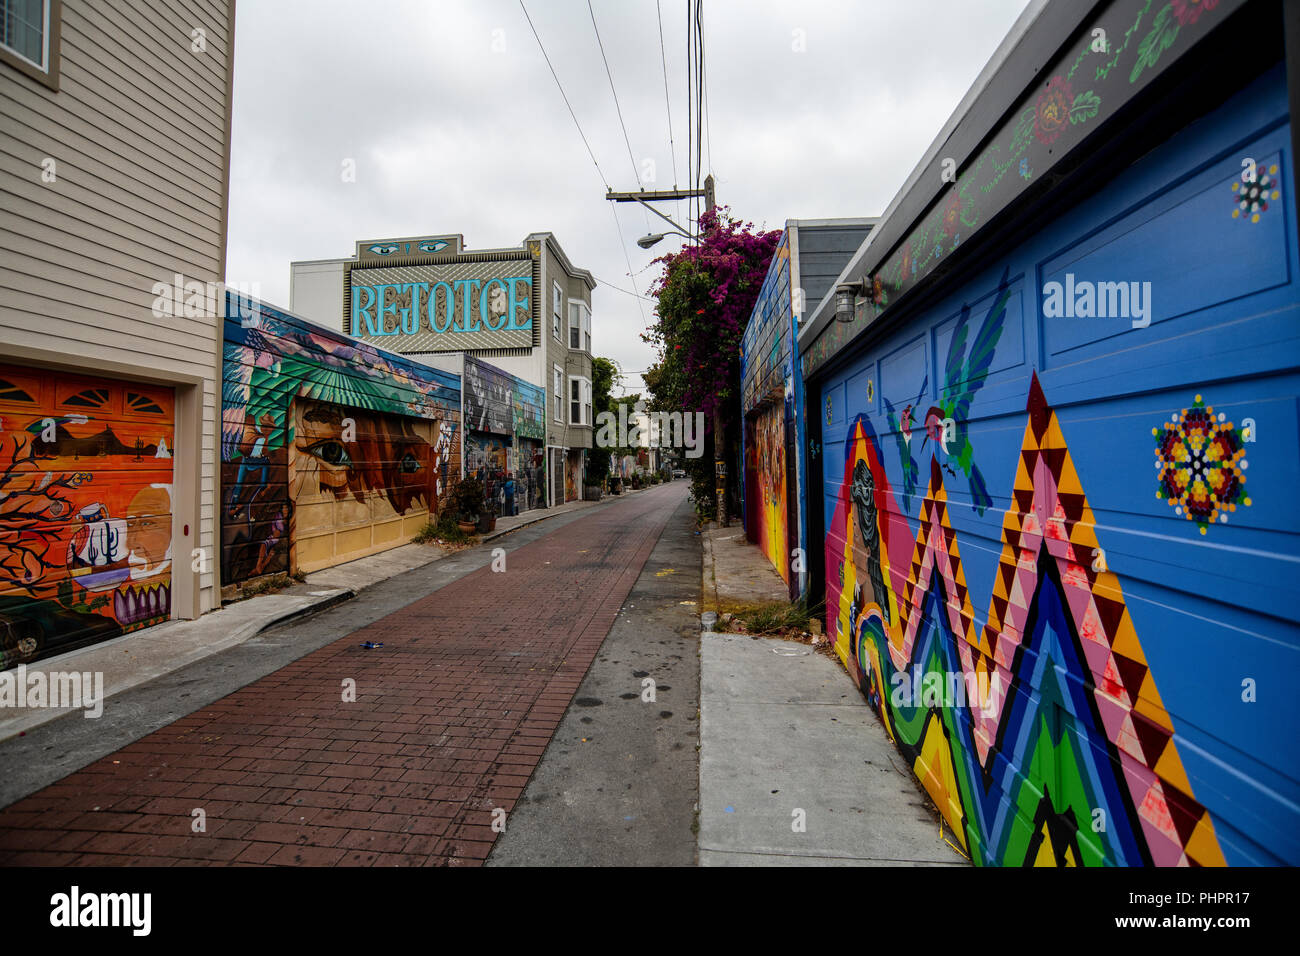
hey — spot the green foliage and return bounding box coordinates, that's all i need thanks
[641,208,781,520]
[587,356,619,483]
[413,510,476,545]
[730,598,822,635]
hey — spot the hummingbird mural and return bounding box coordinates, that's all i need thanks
[920,270,1011,515]
[882,373,927,507]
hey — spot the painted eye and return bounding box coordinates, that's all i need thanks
[418,240,446,253]
[399,452,421,474]
[368,243,399,256]
[308,440,352,466]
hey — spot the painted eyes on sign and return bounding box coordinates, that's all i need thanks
[368,243,399,256]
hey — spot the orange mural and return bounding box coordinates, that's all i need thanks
[0,364,175,669]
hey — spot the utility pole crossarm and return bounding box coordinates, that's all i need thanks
[605,188,705,202]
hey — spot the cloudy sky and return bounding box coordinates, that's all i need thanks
[226,0,1031,395]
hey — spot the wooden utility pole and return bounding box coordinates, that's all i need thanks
[608,175,728,525]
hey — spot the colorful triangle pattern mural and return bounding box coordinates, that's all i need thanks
[829,372,1225,866]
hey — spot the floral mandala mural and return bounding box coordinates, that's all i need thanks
[1231,164,1280,224]
[1153,394,1250,535]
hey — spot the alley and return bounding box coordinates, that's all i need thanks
[0,483,690,867]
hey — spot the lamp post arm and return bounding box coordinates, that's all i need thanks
[628,196,698,239]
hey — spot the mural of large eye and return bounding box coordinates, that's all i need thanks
[368,243,399,256]
[306,440,352,467]
[399,452,422,474]
[418,240,447,253]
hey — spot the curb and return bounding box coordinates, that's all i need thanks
[252,587,358,636]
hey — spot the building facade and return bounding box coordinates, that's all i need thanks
[799,0,1298,866]
[740,219,875,601]
[0,0,235,668]
[289,233,595,506]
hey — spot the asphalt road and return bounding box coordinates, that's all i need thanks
[488,488,701,866]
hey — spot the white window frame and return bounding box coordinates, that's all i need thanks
[567,300,591,353]
[568,301,582,350]
[568,375,592,426]
[0,0,58,90]
[552,282,563,341]
[553,365,564,423]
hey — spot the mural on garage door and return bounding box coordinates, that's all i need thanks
[829,373,1228,867]
[0,366,174,669]
[222,294,460,584]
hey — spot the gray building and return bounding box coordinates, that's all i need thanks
[0,0,235,668]
[289,232,596,506]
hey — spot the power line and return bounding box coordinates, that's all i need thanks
[519,0,649,340]
[588,0,640,186]
[518,0,607,187]
[685,0,693,234]
[608,201,651,332]
[594,275,656,302]
[702,2,712,177]
[655,0,677,188]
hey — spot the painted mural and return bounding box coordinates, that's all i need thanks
[746,404,789,583]
[516,438,544,512]
[463,357,545,515]
[739,230,801,594]
[0,366,174,668]
[829,374,1228,866]
[221,295,460,585]
[564,450,582,502]
[802,0,1236,379]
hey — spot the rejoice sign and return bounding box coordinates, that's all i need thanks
[351,275,533,337]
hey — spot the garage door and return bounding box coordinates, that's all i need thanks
[289,398,436,574]
[0,363,175,670]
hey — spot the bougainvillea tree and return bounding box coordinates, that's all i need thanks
[641,208,780,521]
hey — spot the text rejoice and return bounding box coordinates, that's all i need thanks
[351,276,533,337]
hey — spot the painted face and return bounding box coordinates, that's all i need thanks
[126,485,172,579]
[296,406,353,492]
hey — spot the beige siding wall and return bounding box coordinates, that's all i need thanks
[0,0,234,617]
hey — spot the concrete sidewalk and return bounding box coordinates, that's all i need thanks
[697,523,967,866]
[0,489,643,743]
[700,522,789,612]
[697,633,966,866]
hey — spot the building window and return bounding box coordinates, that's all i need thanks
[553,366,563,422]
[0,0,59,90]
[552,282,563,341]
[568,376,591,426]
[568,301,591,352]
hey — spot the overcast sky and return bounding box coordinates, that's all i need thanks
[226,0,1031,395]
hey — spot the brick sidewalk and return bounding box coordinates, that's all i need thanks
[0,484,683,867]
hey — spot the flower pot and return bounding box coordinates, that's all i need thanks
[457,520,477,534]
[477,512,492,533]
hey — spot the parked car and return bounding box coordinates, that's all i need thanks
[672,468,686,479]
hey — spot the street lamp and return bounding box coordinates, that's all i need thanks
[637,229,695,249]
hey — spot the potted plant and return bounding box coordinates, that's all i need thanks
[454,477,484,533]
